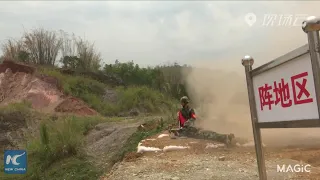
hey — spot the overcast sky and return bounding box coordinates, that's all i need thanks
[0,1,319,70]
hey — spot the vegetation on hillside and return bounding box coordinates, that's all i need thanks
[1,27,190,100]
[35,67,176,116]
[0,27,186,179]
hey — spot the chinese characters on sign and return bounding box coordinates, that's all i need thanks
[258,72,313,111]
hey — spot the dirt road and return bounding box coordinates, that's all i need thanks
[102,132,320,180]
[85,117,144,170]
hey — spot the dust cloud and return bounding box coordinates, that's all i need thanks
[182,63,253,139]
[182,62,320,147]
[180,1,320,147]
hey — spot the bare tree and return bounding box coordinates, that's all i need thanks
[1,27,102,70]
[23,28,63,65]
[59,33,101,71]
[59,30,77,57]
[1,38,25,60]
[74,37,101,71]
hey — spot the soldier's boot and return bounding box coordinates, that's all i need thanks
[169,128,181,139]
[178,128,189,138]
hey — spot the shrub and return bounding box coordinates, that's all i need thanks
[116,86,170,112]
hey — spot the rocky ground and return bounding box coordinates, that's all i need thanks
[102,132,320,180]
[85,117,143,169]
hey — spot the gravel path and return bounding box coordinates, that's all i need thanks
[102,133,320,180]
[104,150,302,180]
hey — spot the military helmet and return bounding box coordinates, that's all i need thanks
[180,96,189,104]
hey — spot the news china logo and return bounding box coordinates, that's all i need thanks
[4,150,27,174]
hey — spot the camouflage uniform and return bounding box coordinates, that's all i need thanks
[177,96,234,145]
[179,125,234,145]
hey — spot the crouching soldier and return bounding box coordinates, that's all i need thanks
[178,96,196,129]
[176,96,235,146]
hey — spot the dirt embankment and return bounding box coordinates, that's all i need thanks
[85,120,143,169]
[0,60,97,116]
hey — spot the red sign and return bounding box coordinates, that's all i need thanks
[258,72,314,111]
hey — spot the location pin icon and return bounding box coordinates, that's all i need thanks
[245,13,257,27]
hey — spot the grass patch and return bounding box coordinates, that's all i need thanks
[0,156,100,180]
[23,115,106,179]
[0,104,111,180]
[36,156,101,180]
[0,100,32,114]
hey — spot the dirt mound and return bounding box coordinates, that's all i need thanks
[55,97,97,116]
[36,74,63,91]
[85,121,143,170]
[0,60,97,116]
[0,67,63,109]
[0,59,35,74]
